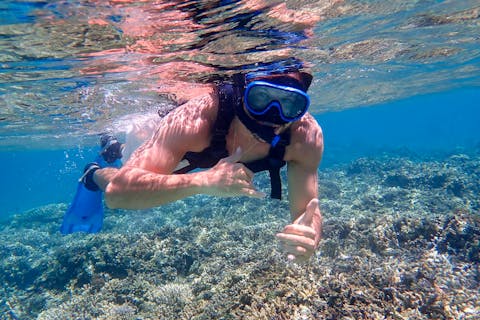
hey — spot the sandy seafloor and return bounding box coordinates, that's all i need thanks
[0,151,479,320]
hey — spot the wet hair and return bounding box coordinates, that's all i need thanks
[241,58,313,92]
[250,72,313,92]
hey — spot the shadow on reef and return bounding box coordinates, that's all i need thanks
[0,152,479,319]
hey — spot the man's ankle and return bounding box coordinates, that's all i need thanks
[82,163,100,191]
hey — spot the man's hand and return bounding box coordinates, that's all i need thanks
[276,198,322,262]
[205,147,266,198]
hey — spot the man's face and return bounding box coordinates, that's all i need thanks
[243,74,311,126]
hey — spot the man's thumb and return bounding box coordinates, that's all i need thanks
[298,198,318,226]
[223,147,243,163]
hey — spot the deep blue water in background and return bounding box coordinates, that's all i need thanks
[318,87,480,166]
[0,147,98,218]
[1,87,479,217]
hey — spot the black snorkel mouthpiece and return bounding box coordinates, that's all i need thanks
[234,101,282,145]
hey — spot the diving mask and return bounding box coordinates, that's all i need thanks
[244,80,310,124]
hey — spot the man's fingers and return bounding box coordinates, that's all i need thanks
[279,240,314,262]
[213,147,265,198]
[281,243,309,255]
[296,198,319,226]
[281,224,316,239]
[223,147,243,164]
[276,232,316,250]
[277,199,321,262]
[287,253,310,263]
[242,165,255,181]
[233,163,254,181]
[241,187,266,199]
[287,248,311,262]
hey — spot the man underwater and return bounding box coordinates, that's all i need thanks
[62,64,324,262]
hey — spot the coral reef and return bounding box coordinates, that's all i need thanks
[0,152,479,319]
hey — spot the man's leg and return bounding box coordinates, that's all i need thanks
[83,134,124,192]
[93,167,119,191]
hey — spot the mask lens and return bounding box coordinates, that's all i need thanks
[273,89,309,118]
[246,85,274,111]
[245,81,310,121]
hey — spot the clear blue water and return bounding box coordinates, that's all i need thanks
[1,2,480,319]
[2,87,479,216]
[0,0,479,215]
[319,87,480,165]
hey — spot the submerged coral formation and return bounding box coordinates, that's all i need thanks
[0,152,479,319]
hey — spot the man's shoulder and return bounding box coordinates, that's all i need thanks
[291,113,323,147]
[165,91,218,128]
[156,92,218,152]
[177,91,218,116]
[286,114,323,165]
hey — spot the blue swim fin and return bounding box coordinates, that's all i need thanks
[61,135,123,235]
[60,181,103,234]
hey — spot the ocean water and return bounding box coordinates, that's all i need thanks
[2,87,480,215]
[0,0,479,319]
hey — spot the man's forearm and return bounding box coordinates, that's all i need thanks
[104,167,208,209]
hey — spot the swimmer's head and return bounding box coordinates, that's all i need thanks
[242,61,313,125]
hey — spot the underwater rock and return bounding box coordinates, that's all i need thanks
[319,180,342,200]
[380,187,409,204]
[1,151,480,319]
[446,179,466,197]
[383,173,412,188]
[393,217,441,247]
[424,173,448,189]
[436,211,480,263]
[345,157,382,176]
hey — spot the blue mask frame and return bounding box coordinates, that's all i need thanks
[244,81,311,123]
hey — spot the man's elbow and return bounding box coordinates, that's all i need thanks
[104,184,123,209]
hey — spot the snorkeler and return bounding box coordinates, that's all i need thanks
[60,135,123,234]
[61,61,323,262]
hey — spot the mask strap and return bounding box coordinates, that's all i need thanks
[271,135,280,147]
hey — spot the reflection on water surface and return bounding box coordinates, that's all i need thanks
[0,0,479,148]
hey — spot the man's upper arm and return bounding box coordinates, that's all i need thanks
[287,118,324,218]
[123,95,215,174]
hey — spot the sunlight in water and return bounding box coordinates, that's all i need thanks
[0,0,479,148]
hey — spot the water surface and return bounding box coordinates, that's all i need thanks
[1,0,479,148]
[0,2,479,319]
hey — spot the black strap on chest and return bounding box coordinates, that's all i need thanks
[175,83,289,199]
[244,131,289,200]
[174,84,236,174]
